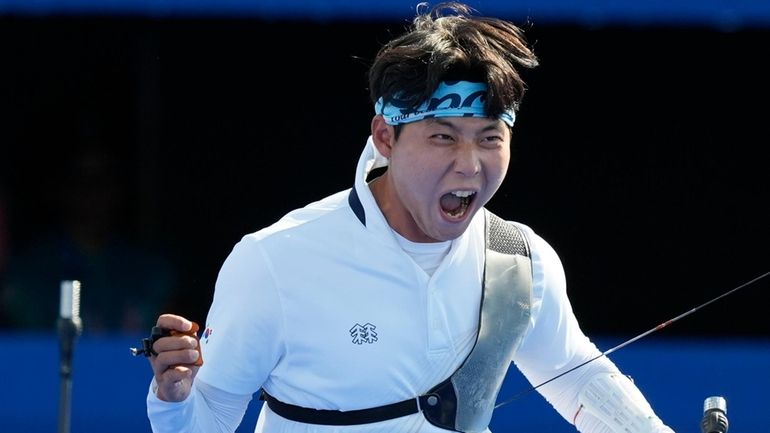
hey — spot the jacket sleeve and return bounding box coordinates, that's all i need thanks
[146,235,283,432]
[512,226,675,433]
[147,378,253,433]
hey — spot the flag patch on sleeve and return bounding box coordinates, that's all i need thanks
[202,326,213,343]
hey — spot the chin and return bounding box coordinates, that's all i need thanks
[432,221,472,242]
[419,208,476,241]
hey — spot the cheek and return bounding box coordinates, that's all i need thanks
[391,154,440,198]
[493,161,509,184]
[484,152,510,183]
[394,149,437,179]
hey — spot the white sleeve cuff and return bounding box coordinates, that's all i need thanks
[146,378,197,433]
[146,378,254,433]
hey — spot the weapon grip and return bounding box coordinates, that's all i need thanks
[166,322,204,366]
[137,322,204,366]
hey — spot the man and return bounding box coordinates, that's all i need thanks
[143,2,675,432]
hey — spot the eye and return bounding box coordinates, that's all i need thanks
[429,133,455,144]
[479,135,504,149]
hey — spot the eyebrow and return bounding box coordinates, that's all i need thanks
[428,117,505,132]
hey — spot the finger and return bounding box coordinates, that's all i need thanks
[151,347,200,374]
[150,351,199,380]
[156,314,194,332]
[158,364,197,383]
[155,366,197,402]
[153,334,198,354]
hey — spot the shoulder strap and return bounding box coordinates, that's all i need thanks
[486,211,530,258]
[422,210,533,432]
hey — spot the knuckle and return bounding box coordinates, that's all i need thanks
[187,349,199,363]
[157,313,189,330]
[156,313,175,326]
[154,335,187,352]
[185,336,198,348]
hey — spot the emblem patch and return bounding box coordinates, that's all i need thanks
[350,323,378,344]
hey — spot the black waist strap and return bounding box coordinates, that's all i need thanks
[260,390,439,426]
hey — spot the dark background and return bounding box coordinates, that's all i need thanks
[1,11,768,338]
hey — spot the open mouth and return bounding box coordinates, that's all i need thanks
[440,190,476,219]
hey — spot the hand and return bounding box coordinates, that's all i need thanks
[148,314,202,402]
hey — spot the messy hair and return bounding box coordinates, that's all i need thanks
[369,2,539,118]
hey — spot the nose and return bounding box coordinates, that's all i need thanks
[454,142,481,177]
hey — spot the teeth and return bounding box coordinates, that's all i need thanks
[451,190,475,198]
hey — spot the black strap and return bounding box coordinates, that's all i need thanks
[261,390,439,426]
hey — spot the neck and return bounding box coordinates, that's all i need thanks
[368,174,434,243]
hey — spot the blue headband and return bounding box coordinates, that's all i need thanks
[374,81,515,127]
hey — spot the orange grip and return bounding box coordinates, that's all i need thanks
[169,321,204,366]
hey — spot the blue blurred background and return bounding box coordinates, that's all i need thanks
[3,332,768,432]
[2,0,770,27]
[1,1,768,432]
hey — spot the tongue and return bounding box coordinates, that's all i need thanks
[440,193,463,213]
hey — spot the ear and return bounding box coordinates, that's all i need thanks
[371,115,395,158]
